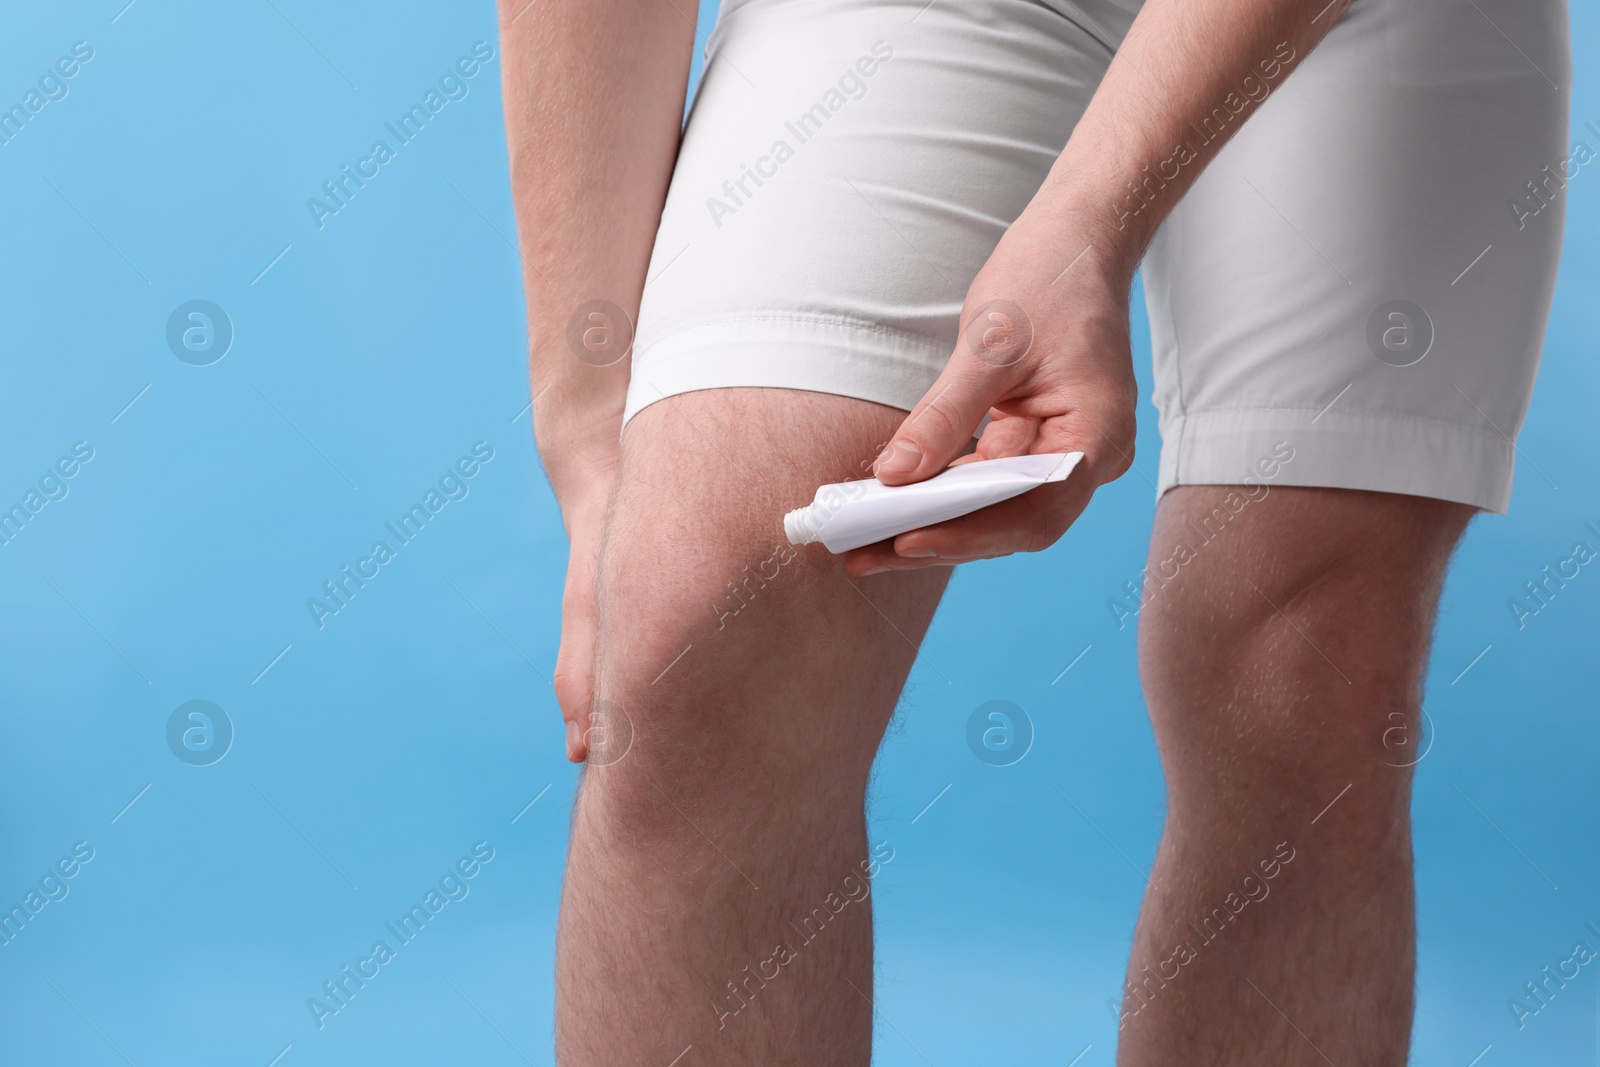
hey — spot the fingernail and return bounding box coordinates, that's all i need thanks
[875,440,922,476]
[860,566,891,576]
[898,547,938,558]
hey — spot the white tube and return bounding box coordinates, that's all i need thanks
[783,452,1084,554]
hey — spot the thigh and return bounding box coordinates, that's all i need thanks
[1143,0,1570,514]
[589,387,950,812]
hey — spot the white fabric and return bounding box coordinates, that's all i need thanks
[624,0,1570,513]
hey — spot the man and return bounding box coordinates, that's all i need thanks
[497,0,1569,1061]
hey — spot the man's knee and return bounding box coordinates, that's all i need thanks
[1140,486,1472,803]
[581,552,804,842]
[575,389,942,847]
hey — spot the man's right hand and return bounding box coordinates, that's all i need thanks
[549,473,613,762]
[535,385,629,764]
[496,0,695,760]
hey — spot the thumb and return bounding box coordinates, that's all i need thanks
[875,300,1030,484]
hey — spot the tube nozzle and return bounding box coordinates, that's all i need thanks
[784,505,820,545]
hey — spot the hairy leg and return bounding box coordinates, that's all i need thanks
[1118,485,1472,1066]
[555,388,950,1066]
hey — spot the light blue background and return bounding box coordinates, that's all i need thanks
[0,1,1595,1064]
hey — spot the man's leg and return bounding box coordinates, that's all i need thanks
[1117,485,1472,1065]
[555,388,949,1066]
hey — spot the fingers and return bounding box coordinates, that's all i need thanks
[553,598,596,762]
[1058,394,1137,488]
[844,399,1135,574]
[554,529,606,763]
[874,344,1019,486]
[872,377,987,484]
[843,477,1093,574]
[968,413,1041,460]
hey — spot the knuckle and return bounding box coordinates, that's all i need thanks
[551,664,588,722]
[912,386,974,446]
[1025,514,1066,555]
[1080,393,1136,482]
[1105,434,1135,480]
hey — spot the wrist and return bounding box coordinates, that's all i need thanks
[532,396,622,513]
[528,349,629,451]
[544,450,617,533]
[1013,192,1144,291]
[1022,135,1169,287]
